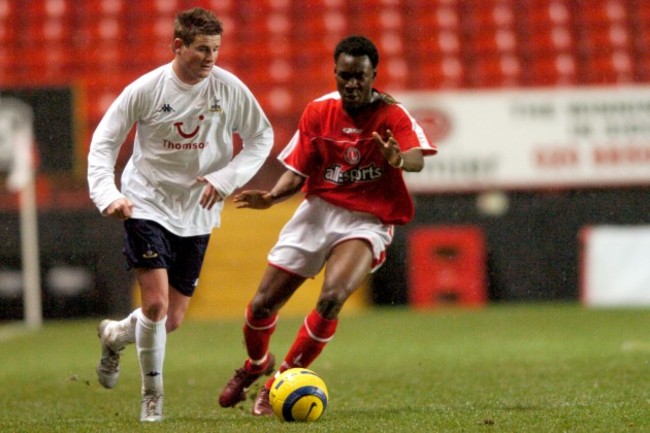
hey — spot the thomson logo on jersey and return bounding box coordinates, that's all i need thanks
[163,139,207,150]
[342,127,362,135]
[324,164,381,184]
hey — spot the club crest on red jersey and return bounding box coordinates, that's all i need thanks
[344,147,361,165]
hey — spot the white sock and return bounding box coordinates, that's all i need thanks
[111,308,140,350]
[135,309,166,395]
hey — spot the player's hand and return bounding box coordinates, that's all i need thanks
[197,176,224,210]
[233,190,274,209]
[372,129,403,167]
[105,197,133,221]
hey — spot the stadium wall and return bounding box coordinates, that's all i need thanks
[1,187,648,320]
[372,187,650,306]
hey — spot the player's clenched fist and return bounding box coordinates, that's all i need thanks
[105,197,133,221]
[197,176,223,210]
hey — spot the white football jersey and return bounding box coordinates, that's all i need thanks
[88,63,273,236]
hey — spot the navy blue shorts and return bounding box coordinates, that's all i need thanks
[123,219,210,297]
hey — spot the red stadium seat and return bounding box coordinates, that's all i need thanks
[574,0,628,26]
[522,1,572,28]
[25,0,69,19]
[461,1,516,33]
[411,30,461,58]
[576,24,632,56]
[631,5,650,55]
[522,26,576,56]
[293,7,349,44]
[468,54,522,88]
[0,46,18,86]
[413,56,465,89]
[0,19,17,44]
[75,0,126,16]
[580,50,635,84]
[25,17,73,44]
[525,54,579,87]
[636,53,650,81]
[465,28,519,56]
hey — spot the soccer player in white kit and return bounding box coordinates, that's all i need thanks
[87,8,273,422]
[218,35,437,416]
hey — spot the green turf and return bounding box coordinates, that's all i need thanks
[0,304,648,432]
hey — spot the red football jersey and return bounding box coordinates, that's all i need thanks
[278,91,437,225]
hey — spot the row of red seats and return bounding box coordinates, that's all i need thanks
[1,0,649,146]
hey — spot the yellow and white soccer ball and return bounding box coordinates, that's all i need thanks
[269,368,329,422]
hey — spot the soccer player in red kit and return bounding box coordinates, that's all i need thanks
[218,35,437,416]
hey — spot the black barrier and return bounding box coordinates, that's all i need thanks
[372,187,650,305]
[0,210,133,321]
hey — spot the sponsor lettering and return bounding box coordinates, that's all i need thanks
[323,164,382,184]
[163,139,207,150]
[423,157,499,178]
[534,147,579,167]
[593,145,650,165]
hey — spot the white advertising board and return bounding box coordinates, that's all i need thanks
[397,86,650,192]
[581,226,650,307]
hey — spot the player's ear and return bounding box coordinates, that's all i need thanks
[171,38,184,54]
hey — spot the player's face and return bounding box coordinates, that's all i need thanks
[173,34,221,85]
[335,54,376,114]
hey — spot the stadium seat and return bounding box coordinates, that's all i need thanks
[414,56,465,89]
[407,225,487,308]
[382,56,409,90]
[635,53,650,81]
[185,0,235,14]
[293,7,349,43]
[461,1,515,33]
[75,0,125,16]
[525,54,578,86]
[0,48,19,87]
[465,28,518,56]
[127,15,176,43]
[580,50,635,84]
[25,0,68,19]
[522,26,575,56]
[574,0,628,26]
[377,31,405,57]
[468,55,522,88]
[82,74,135,125]
[252,87,295,117]
[522,1,571,28]
[576,24,632,56]
[0,19,16,45]
[406,4,460,56]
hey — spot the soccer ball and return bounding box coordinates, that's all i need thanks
[269,368,329,422]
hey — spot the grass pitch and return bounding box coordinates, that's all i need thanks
[0,304,648,432]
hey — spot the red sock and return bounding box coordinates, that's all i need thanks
[262,310,338,390]
[243,303,277,371]
[283,309,338,371]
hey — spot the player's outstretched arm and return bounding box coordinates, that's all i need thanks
[233,190,273,209]
[234,169,305,210]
